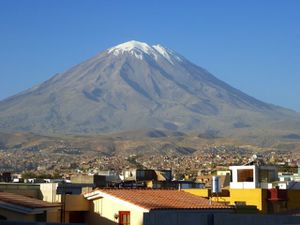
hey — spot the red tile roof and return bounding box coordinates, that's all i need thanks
[94,189,232,210]
[0,192,60,209]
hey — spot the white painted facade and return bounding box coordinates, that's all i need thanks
[229,165,277,189]
[230,165,258,189]
[85,191,148,225]
[40,183,61,203]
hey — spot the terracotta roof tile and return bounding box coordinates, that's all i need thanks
[0,192,60,209]
[97,189,232,210]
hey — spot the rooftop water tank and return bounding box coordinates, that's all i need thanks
[212,176,221,194]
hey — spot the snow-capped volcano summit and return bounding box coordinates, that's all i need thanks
[0,40,299,135]
[108,40,152,54]
[108,40,182,64]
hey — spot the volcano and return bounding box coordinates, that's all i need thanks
[0,40,299,136]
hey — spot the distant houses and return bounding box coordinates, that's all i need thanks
[2,161,300,224]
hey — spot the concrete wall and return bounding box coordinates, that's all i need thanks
[86,197,146,225]
[144,212,300,225]
[143,210,232,225]
[0,183,41,198]
[214,214,300,225]
[65,195,89,211]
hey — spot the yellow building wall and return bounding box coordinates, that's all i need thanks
[184,188,210,197]
[229,189,267,213]
[184,188,268,214]
[87,197,146,225]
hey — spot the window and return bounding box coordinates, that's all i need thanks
[237,169,253,182]
[119,211,130,225]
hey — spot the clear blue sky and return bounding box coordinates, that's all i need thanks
[0,1,299,111]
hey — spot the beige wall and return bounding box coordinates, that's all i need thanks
[65,195,89,211]
[71,175,94,184]
[40,183,61,203]
[87,197,147,225]
[47,211,61,223]
[41,184,89,223]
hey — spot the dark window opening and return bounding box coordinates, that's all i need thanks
[237,169,253,182]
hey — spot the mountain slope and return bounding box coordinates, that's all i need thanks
[0,40,300,135]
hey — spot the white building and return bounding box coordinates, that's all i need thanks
[229,165,277,189]
[84,189,233,225]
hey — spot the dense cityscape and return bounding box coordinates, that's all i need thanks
[1,1,300,225]
[0,143,298,179]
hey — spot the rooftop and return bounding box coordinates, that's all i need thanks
[85,189,232,210]
[0,192,60,209]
